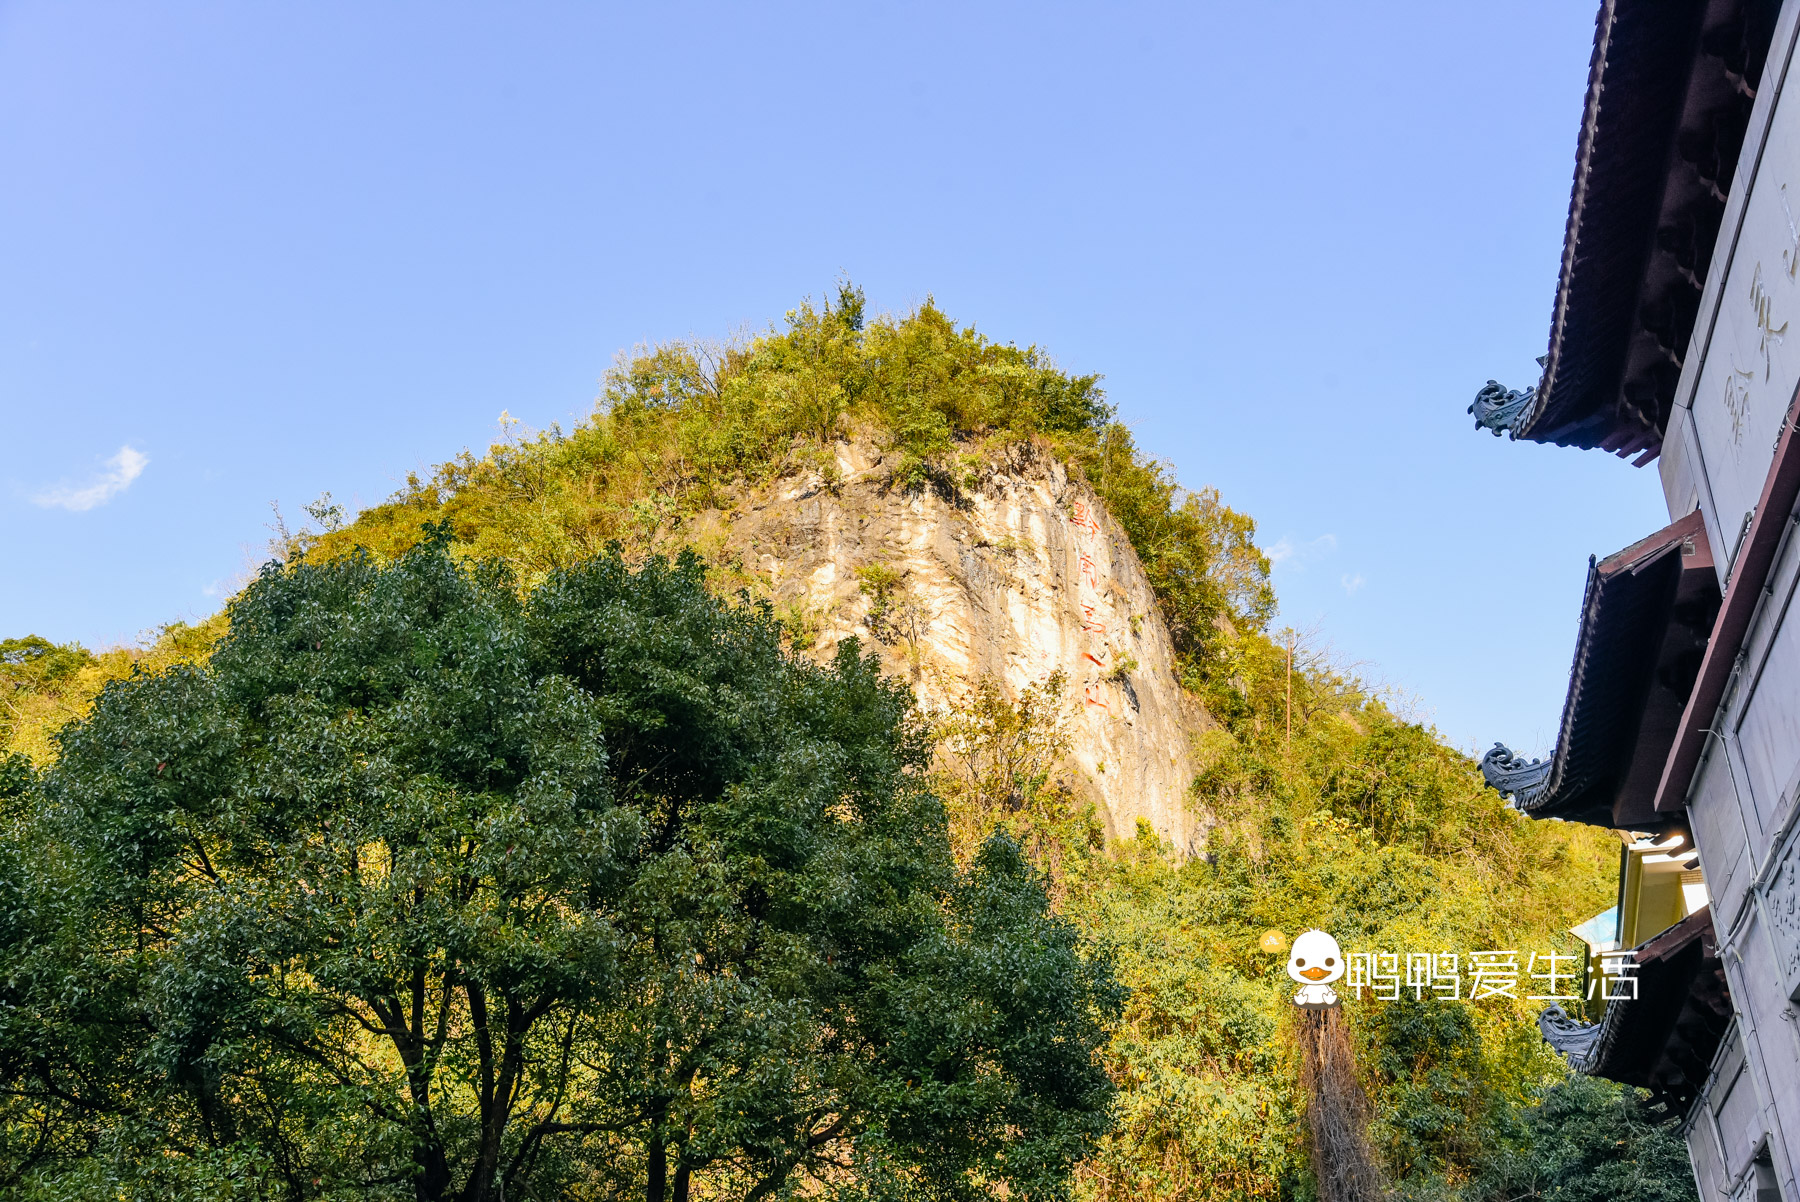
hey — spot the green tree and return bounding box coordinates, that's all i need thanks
[0,636,94,752]
[1369,999,1496,1179]
[1,532,1119,1202]
[1468,1075,1696,1202]
[930,672,1104,882]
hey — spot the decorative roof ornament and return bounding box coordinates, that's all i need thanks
[1469,380,1537,437]
[1469,356,1549,438]
[1537,1004,1603,1071]
[1480,742,1552,809]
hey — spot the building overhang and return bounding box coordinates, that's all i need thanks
[1481,509,1720,827]
[1472,0,1779,461]
[1541,906,1732,1115]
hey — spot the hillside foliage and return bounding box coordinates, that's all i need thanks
[933,634,1685,1201]
[0,292,1694,1201]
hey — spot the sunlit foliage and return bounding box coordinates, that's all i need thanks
[1,623,224,766]
[938,644,1682,1202]
[299,288,1273,690]
[0,535,1119,1200]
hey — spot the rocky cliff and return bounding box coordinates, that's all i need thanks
[695,437,1211,852]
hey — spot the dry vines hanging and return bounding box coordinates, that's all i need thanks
[1298,1007,1385,1202]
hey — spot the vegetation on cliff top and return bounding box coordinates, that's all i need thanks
[300,284,1274,703]
[6,286,1271,763]
[1,291,1690,1200]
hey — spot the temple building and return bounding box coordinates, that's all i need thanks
[1473,0,1800,1193]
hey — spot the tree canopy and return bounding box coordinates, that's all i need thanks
[0,531,1120,1201]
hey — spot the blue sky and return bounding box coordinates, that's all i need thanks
[0,1,1669,756]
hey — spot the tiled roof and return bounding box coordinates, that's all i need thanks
[1486,511,1718,827]
[1518,0,1777,462]
[1560,907,1731,1116]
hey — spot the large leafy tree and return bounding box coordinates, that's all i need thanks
[0,531,1119,1201]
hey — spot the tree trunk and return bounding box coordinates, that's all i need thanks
[415,1142,454,1202]
[672,1161,691,1202]
[646,1133,667,1202]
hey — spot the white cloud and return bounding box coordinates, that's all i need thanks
[32,446,149,512]
[1267,533,1337,569]
[1340,572,1366,595]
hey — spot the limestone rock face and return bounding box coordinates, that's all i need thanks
[712,438,1209,851]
